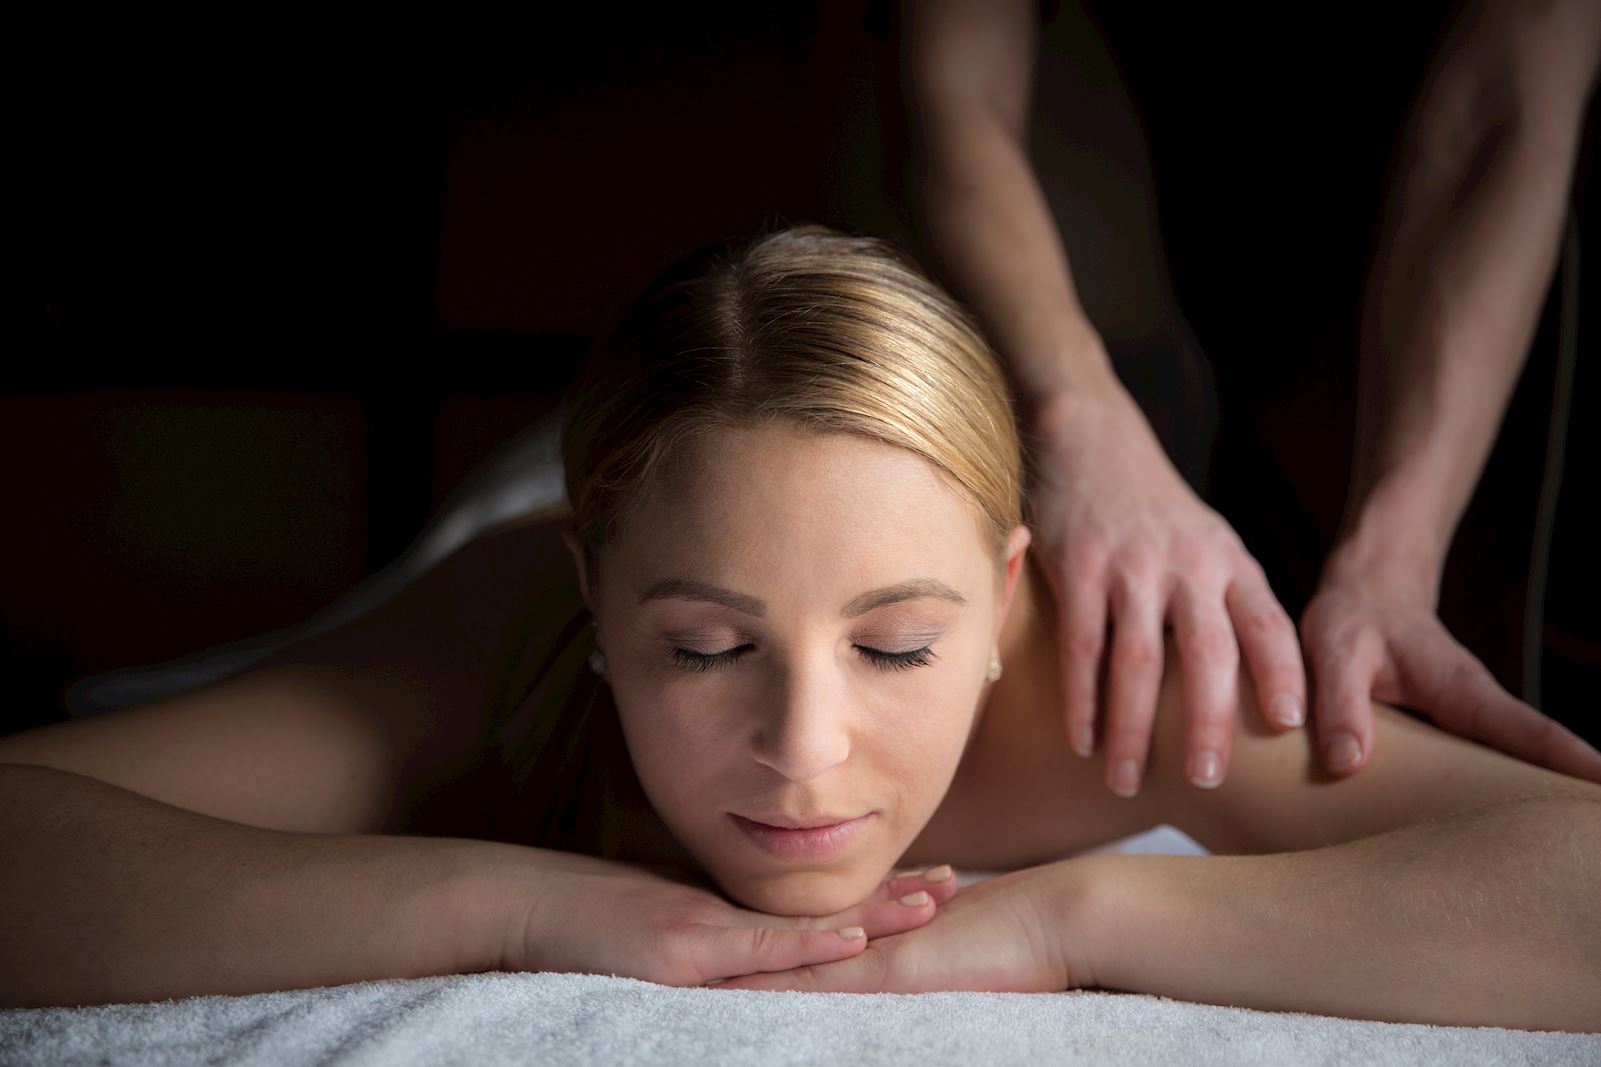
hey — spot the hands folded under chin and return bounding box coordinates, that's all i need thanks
[709,862,1096,995]
[513,849,1098,995]
[513,850,964,990]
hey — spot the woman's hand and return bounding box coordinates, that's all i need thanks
[708,862,1097,994]
[1030,387,1307,798]
[1301,562,1601,784]
[505,850,960,988]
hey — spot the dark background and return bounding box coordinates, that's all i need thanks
[3,4,1596,745]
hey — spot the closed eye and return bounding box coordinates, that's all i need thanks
[670,645,937,672]
[857,646,936,671]
[671,645,754,672]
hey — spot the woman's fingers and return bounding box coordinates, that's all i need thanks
[1226,572,1306,732]
[1102,570,1165,797]
[708,944,890,993]
[1170,584,1239,790]
[789,865,954,941]
[719,865,955,956]
[854,865,959,907]
[806,889,939,942]
[692,922,872,985]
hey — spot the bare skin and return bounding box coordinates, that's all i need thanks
[903,0,1308,797]
[1303,0,1601,782]
[904,0,1601,795]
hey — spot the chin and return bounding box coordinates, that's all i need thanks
[712,863,887,917]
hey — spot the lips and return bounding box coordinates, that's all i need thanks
[730,812,873,862]
[739,812,864,830]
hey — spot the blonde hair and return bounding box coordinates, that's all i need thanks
[560,225,1024,574]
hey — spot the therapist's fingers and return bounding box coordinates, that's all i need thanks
[1226,571,1306,731]
[1055,551,1109,759]
[1306,625,1384,778]
[1170,584,1239,789]
[1400,632,1601,786]
[1101,568,1165,798]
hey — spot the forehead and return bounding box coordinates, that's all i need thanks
[606,423,993,594]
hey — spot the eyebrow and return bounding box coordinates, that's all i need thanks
[637,577,967,617]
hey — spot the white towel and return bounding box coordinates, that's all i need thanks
[5,970,1595,1066]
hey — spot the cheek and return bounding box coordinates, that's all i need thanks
[866,685,982,823]
[609,676,735,796]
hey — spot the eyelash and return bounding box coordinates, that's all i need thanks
[671,645,937,673]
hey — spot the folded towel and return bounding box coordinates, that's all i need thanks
[5,970,1594,1067]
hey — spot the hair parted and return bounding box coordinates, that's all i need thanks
[560,224,1025,574]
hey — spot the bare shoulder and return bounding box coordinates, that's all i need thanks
[0,512,579,837]
[1140,642,1601,854]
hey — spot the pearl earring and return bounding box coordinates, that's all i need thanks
[588,648,607,677]
[986,657,1003,682]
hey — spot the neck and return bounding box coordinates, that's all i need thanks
[967,555,1059,753]
[1001,556,1056,682]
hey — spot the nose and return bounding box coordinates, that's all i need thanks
[750,658,853,782]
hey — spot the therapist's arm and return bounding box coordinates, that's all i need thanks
[901,0,1112,402]
[902,0,1309,799]
[1301,0,1601,783]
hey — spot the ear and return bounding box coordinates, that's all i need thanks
[994,523,1033,641]
[561,525,596,614]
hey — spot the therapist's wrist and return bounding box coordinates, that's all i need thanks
[1027,367,1140,448]
[1013,323,1123,414]
[1325,476,1452,607]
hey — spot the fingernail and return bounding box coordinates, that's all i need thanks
[1272,694,1304,727]
[920,864,953,883]
[705,979,725,987]
[897,890,931,907]
[1073,725,1094,757]
[1110,759,1140,798]
[1189,750,1222,789]
[1327,732,1362,772]
[838,926,866,939]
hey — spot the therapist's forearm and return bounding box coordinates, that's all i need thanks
[1075,797,1601,1031]
[1341,7,1596,591]
[0,763,523,1007]
[911,81,1118,406]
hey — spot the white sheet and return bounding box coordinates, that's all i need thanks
[4,828,1595,1065]
[7,971,1598,1067]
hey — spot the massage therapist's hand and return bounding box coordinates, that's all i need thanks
[709,862,1097,994]
[506,849,960,988]
[1031,385,1308,797]
[1302,553,1601,784]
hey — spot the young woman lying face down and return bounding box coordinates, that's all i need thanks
[0,227,1598,1030]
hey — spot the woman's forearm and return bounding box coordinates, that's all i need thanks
[0,763,527,1008]
[1074,797,1601,1031]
